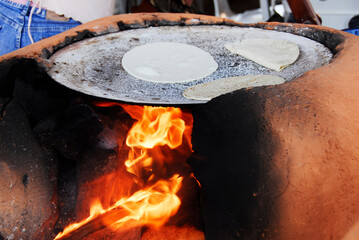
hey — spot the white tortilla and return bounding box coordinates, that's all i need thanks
[122,42,218,83]
[225,39,300,71]
[183,75,285,101]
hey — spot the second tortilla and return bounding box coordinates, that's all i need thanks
[183,75,285,101]
[225,39,300,71]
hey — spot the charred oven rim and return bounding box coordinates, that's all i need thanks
[0,13,348,65]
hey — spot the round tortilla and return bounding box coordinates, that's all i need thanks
[183,75,285,101]
[225,39,300,71]
[122,42,218,83]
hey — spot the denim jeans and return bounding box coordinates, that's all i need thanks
[0,0,81,56]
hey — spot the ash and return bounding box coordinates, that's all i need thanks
[48,26,333,105]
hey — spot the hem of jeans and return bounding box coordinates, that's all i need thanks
[23,26,81,32]
[24,18,82,26]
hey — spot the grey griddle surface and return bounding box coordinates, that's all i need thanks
[47,25,333,104]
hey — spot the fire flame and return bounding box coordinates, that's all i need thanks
[54,104,193,239]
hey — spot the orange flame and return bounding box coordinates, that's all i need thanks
[123,105,192,176]
[54,104,193,239]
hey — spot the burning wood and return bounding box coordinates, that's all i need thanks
[54,205,130,240]
[54,104,193,239]
[55,175,182,240]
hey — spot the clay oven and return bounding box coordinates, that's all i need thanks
[0,13,359,240]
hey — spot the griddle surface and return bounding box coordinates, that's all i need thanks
[48,26,332,104]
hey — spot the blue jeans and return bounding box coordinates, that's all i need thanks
[0,0,81,56]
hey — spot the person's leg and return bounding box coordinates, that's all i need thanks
[0,0,26,55]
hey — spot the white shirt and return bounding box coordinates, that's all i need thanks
[41,0,115,23]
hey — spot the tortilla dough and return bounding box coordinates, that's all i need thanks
[183,75,285,101]
[122,42,218,83]
[225,39,300,71]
